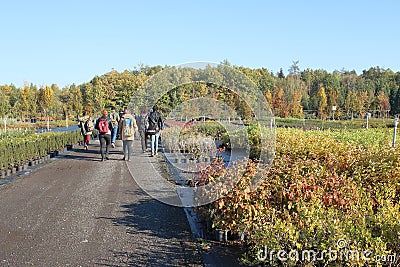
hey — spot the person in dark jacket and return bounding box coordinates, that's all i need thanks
[95,109,113,161]
[136,107,149,153]
[147,105,164,156]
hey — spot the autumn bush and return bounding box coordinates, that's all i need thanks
[196,128,400,266]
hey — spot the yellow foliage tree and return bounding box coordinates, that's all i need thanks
[317,87,328,119]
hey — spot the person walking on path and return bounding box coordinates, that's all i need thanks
[109,106,120,148]
[147,105,164,157]
[136,107,149,153]
[78,110,94,150]
[95,109,113,161]
[118,108,138,161]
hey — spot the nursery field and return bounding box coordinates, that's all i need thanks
[2,119,399,266]
[191,126,400,266]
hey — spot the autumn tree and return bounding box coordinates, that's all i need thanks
[316,87,328,119]
[19,83,37,121]
[37,85,54,118]
[67,84,83,117]
[354,91,369,117]
[285,75,304,118]
[376,90,390,118]
[344,90,356,119]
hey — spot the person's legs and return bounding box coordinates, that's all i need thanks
[139,130,146,152]
[154,132,160,154]
[84,134,90,149]
[127,140,133,161]
[134,128,139,140]
[122,140,128,160]
[111,126,118,147]
[99,134,106,160]
[145,132,149,150]
[150,134,156,155]
[104,134,111,159]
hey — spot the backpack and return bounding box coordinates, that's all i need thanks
[84,119,94,132]
[123,118,134,137]
[98,117,109,134]
[109,112,119,126]
[147,112,159,131]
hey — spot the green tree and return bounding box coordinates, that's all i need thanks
[394,88,400,115]
[277,68,285,79]
[0,88,10,118]
[288,60,300,76]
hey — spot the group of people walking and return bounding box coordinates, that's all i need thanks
[78,105,164,161]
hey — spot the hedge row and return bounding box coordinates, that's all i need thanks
[0,130,81,171]
[275,117,395,129]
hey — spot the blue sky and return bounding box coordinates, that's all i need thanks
[1,0,399,87]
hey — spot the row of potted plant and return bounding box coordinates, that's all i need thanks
[0,130,81,173]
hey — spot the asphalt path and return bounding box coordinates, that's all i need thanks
[0,140,203,266]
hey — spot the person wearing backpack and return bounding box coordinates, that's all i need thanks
[95,109,113,161]
[118,108,138,161]
[78,110,93,150]
[136,107,149,153]
[109,106,120,148]
[147,105,164,156]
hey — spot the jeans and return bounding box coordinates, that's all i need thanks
[150,132,160,154]
[111,126,118,143]
[122,140,133,160]
[99,134,111,159]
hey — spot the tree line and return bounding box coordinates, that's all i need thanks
[1,61,400,121]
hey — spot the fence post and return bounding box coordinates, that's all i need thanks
[66,113,69,128]
[366,112,371,129]
[270,117,274,130]
[393,118,399,148]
